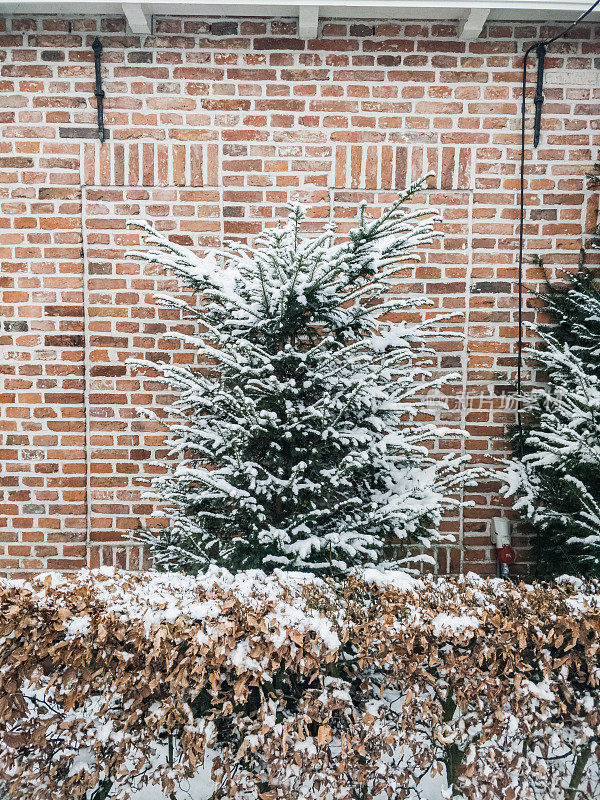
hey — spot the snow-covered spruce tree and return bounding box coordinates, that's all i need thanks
[502,263,600,578]
[129,175,474,575]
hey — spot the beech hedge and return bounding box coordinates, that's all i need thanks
[0,568,599,800]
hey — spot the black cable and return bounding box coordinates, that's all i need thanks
[516,1,599,576]
[516,0,600,446]
[532,43,546,148]
[545,0,600,45]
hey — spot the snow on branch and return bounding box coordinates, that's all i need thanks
[126,175,479,575]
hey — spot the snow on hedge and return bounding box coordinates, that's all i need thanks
[1,568,599,799]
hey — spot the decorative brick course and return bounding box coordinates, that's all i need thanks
[0,13,598,576]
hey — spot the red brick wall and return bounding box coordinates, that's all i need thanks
[0,13,598,577]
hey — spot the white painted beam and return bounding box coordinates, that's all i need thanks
[122,2,151,33]
[458,6,490,38]
[3,0,600,24]
[298,4,319,38]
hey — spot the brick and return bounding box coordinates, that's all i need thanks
[254,38,305,51]
[349,24,374,37]
[45,306,84,317]
[3,320,29,332]
[44,334,85,347]
[471,282,513,294]
[59,126,106,140]
[211,21,238,36]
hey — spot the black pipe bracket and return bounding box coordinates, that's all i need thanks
[92,37,106,143]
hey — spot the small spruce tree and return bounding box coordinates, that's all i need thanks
[129,175,473,575]
[502,262,600,578]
